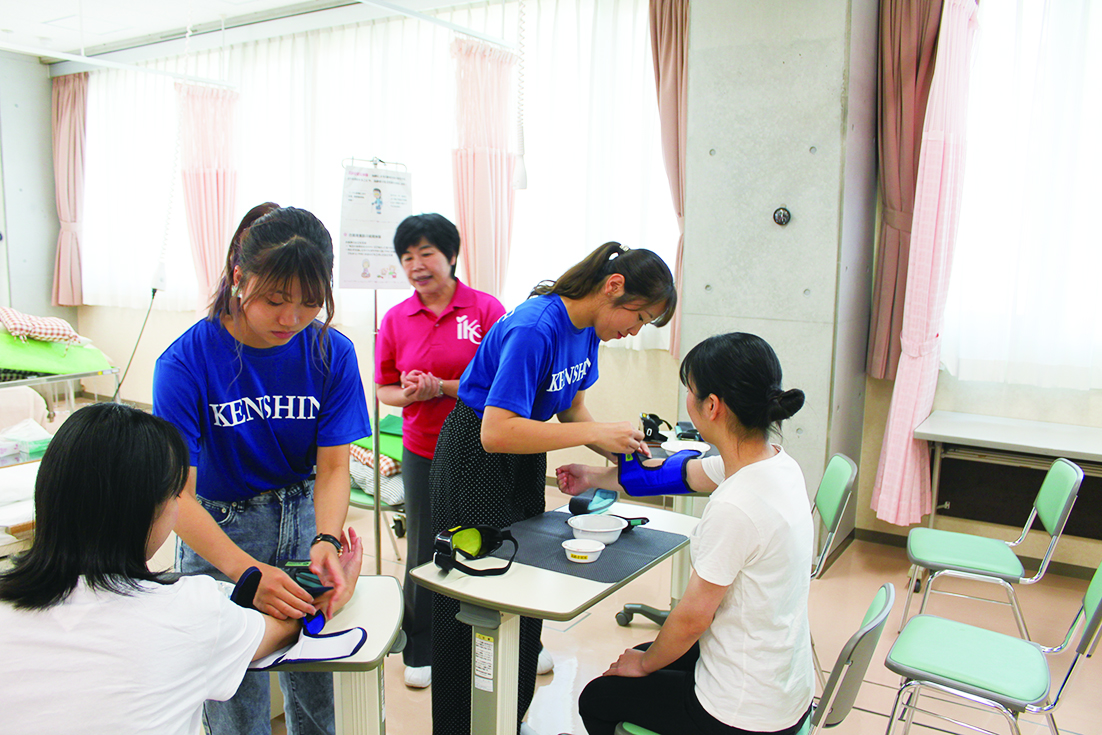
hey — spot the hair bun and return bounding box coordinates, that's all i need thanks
[766,388,805,422]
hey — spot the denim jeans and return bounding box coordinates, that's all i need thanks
[177,481,335,735]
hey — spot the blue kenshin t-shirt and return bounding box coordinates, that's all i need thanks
[458,294,599,422]
[153,319,371,503]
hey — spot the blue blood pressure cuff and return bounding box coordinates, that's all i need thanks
[617,450,701,497]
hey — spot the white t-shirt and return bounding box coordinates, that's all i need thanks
[0,574,265,735]
[691,447,814,731]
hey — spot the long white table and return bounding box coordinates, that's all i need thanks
[273,574,403,735]
[914,410,1102,525]
[410,502,699,735]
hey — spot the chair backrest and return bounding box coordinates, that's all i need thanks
[1076,560,1102,658]
[811,453,858,579]
[811,583,895,729]
[1034,458,1083,538]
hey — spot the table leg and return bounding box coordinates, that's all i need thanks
[928,442,944,529]
[333,667,386,735]
[458,602,520,735]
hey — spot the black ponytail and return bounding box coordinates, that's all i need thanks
[530,242,677,327]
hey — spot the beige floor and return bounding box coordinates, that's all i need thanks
[149,485,1100,735]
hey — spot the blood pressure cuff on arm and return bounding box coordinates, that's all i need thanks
[617,450,701,497]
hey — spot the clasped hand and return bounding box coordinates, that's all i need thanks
[400,370,442,402]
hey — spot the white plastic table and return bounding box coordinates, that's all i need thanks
[410,502,698,735]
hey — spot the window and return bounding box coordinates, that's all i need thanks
[941,0,1102,389]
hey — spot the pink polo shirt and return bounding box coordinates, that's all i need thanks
[375,279,506,458]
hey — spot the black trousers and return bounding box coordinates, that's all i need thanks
[579,644,812,735]
[401,447,434,668]
[428,400,547,735]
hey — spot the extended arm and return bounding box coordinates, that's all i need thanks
[254,528,364,660]
[557,454,721,496]
[604,571,727,677]
[481,391,646,456]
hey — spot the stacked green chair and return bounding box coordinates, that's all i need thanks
[809,453,859,690]
[898,457,1083,639]
[884,558,1102,735]
[614,583,895,735]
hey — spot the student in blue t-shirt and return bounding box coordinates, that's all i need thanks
[428,241,678,735]
[153,203,371,735]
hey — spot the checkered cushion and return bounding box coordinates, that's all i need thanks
[349,444,400,477]
[0,307,80,344]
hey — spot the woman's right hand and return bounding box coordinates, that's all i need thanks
[250,563,317,620]
[593,422,649,457]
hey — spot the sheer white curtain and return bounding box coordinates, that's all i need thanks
[941,0,1102,389]
[504,0,678,349]
[79,0,677,341]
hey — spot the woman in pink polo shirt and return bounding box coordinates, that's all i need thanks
[375,213,506,689]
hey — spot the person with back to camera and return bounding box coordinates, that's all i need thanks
[374,213,506,689]
[0,402,364,735]
[153,204,371,735]
[428,242,678,735]
[556,332,814,735]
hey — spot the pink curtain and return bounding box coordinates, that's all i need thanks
[649,0,688,356]
[871,0,979,526]
[867,0,943,379]
[452,39,519,298]
[51,73,88,307]
[176,83,238,311]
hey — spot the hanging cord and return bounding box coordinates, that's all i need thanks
[513,0,527,189]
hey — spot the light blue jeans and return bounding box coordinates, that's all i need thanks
[177,480,335,735]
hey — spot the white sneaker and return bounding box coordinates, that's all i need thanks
[519,723,540,735]
[536,647,554,675]
[404,665,431,688]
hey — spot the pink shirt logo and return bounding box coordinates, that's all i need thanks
[456,314,484,345]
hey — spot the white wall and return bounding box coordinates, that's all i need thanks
[680,0,878,516]
[0,50,71,320]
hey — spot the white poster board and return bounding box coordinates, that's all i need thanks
[338,166,411,290]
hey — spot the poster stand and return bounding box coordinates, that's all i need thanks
[340,157,410,574]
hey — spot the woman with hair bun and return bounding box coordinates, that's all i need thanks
[428,241,677,735]
[153,203,371,735]
[558,332,814,735]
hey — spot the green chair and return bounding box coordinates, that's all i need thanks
[898,457,1083,640]
[613,582,894,735]
[809,453,859,690]
[883,559,1102,735]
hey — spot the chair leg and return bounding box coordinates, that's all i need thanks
[383,511,402,561]
[881,683,916,731]
[810,634,827,692]
[899,564,921,632]
[1004,583,1031,640]
[1044,711,1059,735]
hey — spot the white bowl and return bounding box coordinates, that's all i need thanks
[568,514,628,544]
[562,538,605,563]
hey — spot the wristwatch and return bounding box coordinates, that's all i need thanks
[311,533,342,554]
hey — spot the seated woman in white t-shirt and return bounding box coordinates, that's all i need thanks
[557,332,814,735]
[0,402,362,735]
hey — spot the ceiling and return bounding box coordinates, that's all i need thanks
[0,0,464,59]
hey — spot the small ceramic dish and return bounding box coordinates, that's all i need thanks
[562,538,605,563]
[568,514,628,544]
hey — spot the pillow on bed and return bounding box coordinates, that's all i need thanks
[0,307,80,344]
